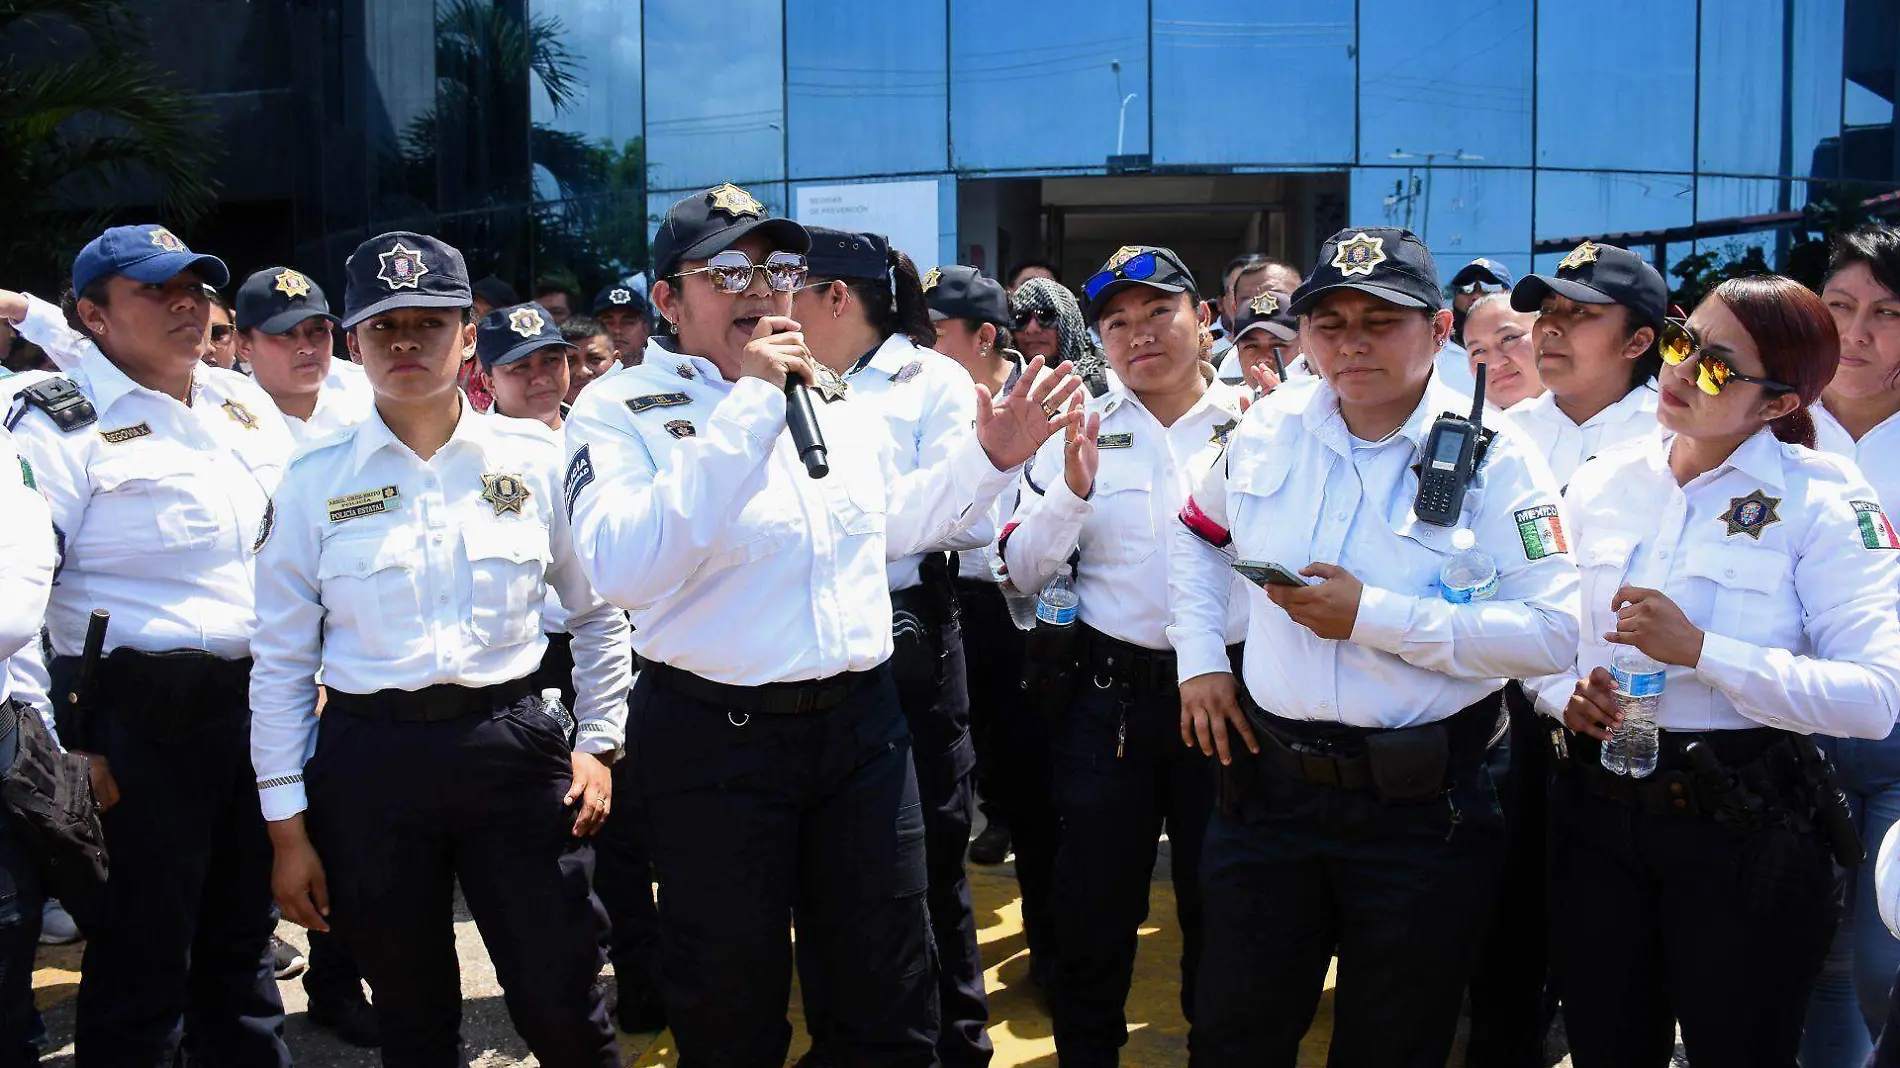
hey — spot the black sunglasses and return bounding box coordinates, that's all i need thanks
[1012,309,1059,330]
[208,325,234,342]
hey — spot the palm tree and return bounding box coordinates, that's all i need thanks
[0,0,220,292]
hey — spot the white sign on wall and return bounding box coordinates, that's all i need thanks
[794,180,941,266]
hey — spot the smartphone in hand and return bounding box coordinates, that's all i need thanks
[1233,560,1310,588]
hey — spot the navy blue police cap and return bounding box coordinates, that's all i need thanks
[651,183,810,281]
[340,232,471,330]
[924,265,1011,329]
[476,302,576,370]
[1290,227,1442,316]
[235,267,338,334]
[1511,241,1668,331]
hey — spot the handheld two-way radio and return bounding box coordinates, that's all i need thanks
[1413,365,1488,527]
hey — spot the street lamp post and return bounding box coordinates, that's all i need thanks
[1388,148,1483,240]
[1112,60,1139,157]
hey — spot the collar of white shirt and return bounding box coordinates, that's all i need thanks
[1518,382,1658,430]
[1299,367,1468,460]
[1646,425,1787,492]
[78,343,224,417]
[349,391,517,474]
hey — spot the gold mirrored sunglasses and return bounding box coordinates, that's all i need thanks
[1659,319,1795,397]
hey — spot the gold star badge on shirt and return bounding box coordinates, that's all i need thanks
[1331,232,1386,278]
[273,269,312,299]
[507,305,546,338]
[1558,241,1601,273]
[479,472,532,516]
[222,398,259,429]
[707,183,764,219]
[1719,489,1781,540]
[813,364,850,403]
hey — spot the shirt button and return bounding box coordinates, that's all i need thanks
[438,594,449,604]
[424,477,437,489]
[1334,511,1347,521]
[432,534,444,545]
[1724,568,1735,578]
[1656,549,1669,559]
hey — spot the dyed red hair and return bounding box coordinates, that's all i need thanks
[1707,276,1840,448]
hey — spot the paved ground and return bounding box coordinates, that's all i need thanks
[32,819,1645,1066]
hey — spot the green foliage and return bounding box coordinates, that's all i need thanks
[0,0,221,292]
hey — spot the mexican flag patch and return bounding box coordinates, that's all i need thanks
[1853,501,1900,550]
[1515,504,1569,561]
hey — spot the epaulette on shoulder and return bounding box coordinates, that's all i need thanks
[287,426,355,466]
[6,377,94,433]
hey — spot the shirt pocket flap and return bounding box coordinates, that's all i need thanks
[1093,463,1156,499]
[318,529,420,580]
[1227,449,1291,499]
[1681,543,1788,594]
[462,522,553,567]
[1582,533,1640,570]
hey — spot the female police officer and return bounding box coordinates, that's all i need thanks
[250,231,634,1068]
[1535,275,1900,1067]
[563,184,1080,1068]
[1002,244,1248,1067]
[1170,227,1579,1068]
[789,228,994,1068]
[5,224,295,1066]
[1503,241,1666,485]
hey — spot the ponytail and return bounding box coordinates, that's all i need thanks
[839,248,936,350]
[1771,408,1816,449]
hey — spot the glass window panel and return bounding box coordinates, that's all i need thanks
[1151,1,1355,166]
[786,0,947,179]
[1698,0,1783,176]
[647,182,788,252]
[530,0,646,286]
[1350,167,1532,282]
[1534,170,1694,254]
[950,0,1148,172]
[432,0,534,217]
[1790,1,1844,181]
[643,0,784,190]
[1536,0,1695,172]
[1358,0,1532,168]
[1695,176,1781,223]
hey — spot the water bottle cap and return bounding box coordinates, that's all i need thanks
[540,688,561,701]
[1452,527,1476,551]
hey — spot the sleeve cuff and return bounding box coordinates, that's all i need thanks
[1039,463,1094,518]
[716,376,789,450]
[576,723,623,755]
[1172,633,1233,685]
[1693,631,1758,694]
[1530,675,1577,720]
[1349,585,1414,654]
[259,780,309,822]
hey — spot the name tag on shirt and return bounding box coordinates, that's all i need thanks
[626,393,690,413]
[100,422,152,445]
[327,486,401,523]
[1097,432,1134,449]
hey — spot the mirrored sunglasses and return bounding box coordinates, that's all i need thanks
[1659,319,1795,397]
[674,250,808,294]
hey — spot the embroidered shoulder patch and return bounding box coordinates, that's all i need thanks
[17,457,34,491]
[326,485,401,523]
[252,501,275,553]
[664,419,696,439]
[891,360,924,384]
[626,392,690,413]
[563,444,595,518]
[1853,500,1900,550]
[1514,504,1569,561]
[100,422,152,445]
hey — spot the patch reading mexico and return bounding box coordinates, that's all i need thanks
[1719,489,1782,540]
[327,486,401,523]
[222,398,259,429]
[563,445,595,518]
[99,422,152,445]
[1331,232,1387,277]
[1096,432,1134,449]
[625,392,690,413]
[1853,500,1900,550]
[252,501,274,553]
[479,472,532,516]
[1515,505,1570,561]
[664,419,696,439]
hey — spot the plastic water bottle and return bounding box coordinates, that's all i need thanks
[992,552,1043,631]
[1439,529,1498,603]
[1036,572,1079,628]
[1602,647,1665,778]
[539,687,576,743]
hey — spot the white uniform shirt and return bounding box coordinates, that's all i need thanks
[841,335,992,592]
[1170,374,1580,724]
[0,425,56,708]
[1004,378,1250,653]
[1528,430,1900,740]
[13,294,90,373]
[562,339,1016,686]
[8,347,292,660]
[1814,402,1900,532]
[1497,385,1659,489]
[250,400,632,821]
[281,360,376,444]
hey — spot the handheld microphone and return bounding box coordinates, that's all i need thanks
[785,377,829,479]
